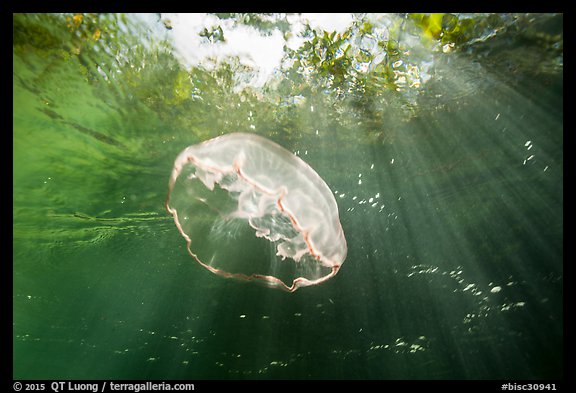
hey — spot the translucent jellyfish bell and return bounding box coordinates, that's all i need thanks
[166,133,347,292]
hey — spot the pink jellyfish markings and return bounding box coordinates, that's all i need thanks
[166,133,347,292]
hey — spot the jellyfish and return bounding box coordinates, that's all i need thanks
[166,133,347,292]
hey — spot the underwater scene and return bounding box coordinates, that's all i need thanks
[13,13,562,379]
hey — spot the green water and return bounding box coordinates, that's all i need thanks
[13,13,562,379]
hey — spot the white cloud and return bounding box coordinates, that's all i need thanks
[160,13,286,88]
[137,13,355,88]
[301,13,353,34]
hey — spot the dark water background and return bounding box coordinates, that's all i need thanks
[13,13,562,379]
